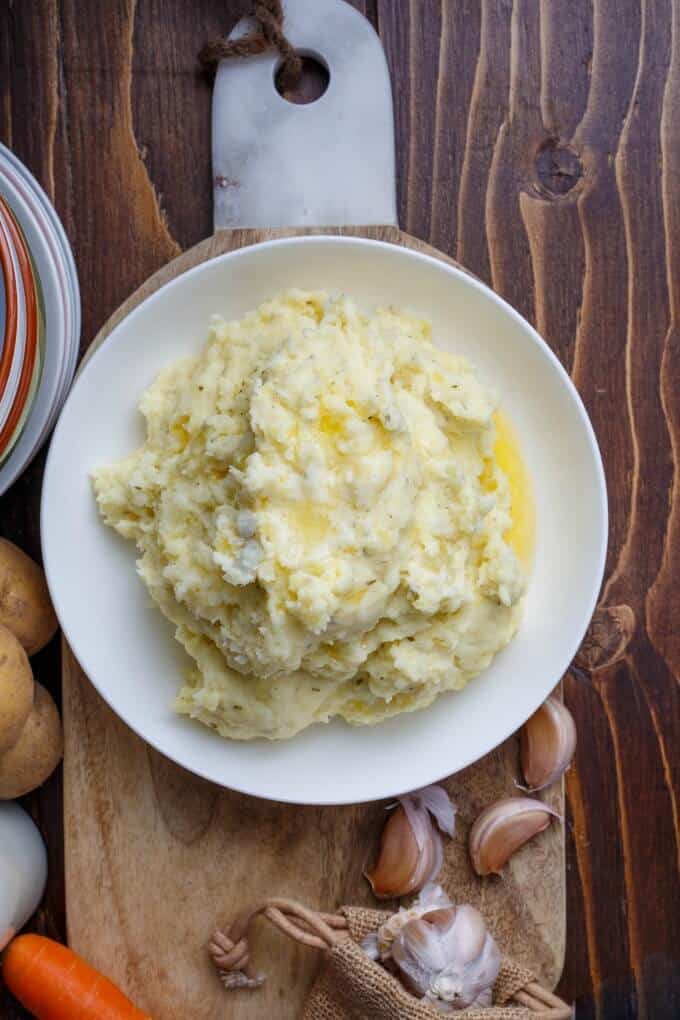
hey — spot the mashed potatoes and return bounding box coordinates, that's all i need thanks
[93,291,528,740]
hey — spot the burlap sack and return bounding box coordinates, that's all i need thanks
[303,907,545,1020]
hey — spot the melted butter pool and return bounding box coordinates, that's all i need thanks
[492,411,535,567]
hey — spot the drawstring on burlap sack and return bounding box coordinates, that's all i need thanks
[199,0,302,90]
[209,897,349,989]
[209,898,573,1019]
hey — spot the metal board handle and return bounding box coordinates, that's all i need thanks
[212,0,397,230]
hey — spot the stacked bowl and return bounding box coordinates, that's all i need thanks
[0,143,80,496]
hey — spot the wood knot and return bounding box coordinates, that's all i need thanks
[574,604,636,672]
[148,749,218,844]
[533,140,584,198]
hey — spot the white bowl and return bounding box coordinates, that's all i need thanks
[41,237,607,805]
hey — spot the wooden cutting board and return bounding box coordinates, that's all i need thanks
[63,225,565,1020]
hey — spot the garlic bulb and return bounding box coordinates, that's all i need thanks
[469,797,560,876]
[366,785,456,899]
[391,896,500,1010]
[363,885,500,1011]
[520,696,577,791]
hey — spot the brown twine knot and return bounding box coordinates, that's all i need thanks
[208,928,264,989]
[199,0,302,91]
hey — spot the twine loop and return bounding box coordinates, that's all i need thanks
[200,0,302,90]
[209,897,348,989]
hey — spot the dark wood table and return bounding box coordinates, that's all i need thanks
[1,2,679,1017]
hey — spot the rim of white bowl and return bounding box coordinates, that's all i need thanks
[41,235,608,804]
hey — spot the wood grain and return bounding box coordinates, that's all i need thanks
[0,0,679,1017]
[63,225,564,1019]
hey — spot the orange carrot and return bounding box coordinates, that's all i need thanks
[3,934,151,1020]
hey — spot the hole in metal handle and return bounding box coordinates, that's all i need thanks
[274,50,330,104]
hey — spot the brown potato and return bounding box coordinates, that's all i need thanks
[0,624,34,754]
[0,682,63,798]
[0,539,58,655]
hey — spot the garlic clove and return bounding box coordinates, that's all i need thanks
[407,817,440,897]
[365,804,422,898]
[440,904,487,966]
[366,786,456,899]
[469,797,560,876]
[520,695,577,791]
[399,791,444,889]
[392,921,438,997]
[421,907,457,935]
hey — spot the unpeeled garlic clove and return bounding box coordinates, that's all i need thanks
[520,695,577,791]
[366,786,456,899]
[468,797,560,876]
[433,904,487,966]
[365,805,424,899]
